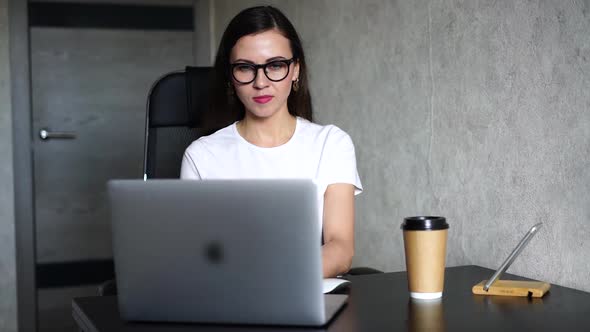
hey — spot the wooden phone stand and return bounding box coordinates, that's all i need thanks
[472,223,550,298]
[472,280,550,298]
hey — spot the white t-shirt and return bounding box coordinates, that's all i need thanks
[180,117,363,226]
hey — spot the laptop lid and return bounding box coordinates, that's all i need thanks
[108,179,335,326]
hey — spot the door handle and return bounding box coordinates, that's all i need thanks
[39,128,77,140]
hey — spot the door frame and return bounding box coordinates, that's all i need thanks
[9,0,37,331]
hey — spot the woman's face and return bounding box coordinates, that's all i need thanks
[229,29,300,120]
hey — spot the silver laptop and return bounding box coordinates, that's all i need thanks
[108,179,348,326]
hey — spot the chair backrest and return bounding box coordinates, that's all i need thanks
[143,66,212,179]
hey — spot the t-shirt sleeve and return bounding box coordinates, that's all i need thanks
[318,127,363,195]
[180,149,202,180]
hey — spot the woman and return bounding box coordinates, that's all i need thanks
[180,6,362,278]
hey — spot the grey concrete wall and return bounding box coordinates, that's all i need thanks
[212,0,590,291]
[0,0,18,330]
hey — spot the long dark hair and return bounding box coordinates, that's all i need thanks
[205,6,312,130]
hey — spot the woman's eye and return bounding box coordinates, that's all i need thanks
[236,65,253,72]
[267,62,286,71]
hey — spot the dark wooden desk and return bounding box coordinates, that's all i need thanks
[72,265,590,331]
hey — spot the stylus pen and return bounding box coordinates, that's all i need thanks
[483,223,543,291]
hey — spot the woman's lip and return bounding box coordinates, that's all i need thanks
[253,96,273,104]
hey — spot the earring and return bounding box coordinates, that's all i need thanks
[292,78,299,92]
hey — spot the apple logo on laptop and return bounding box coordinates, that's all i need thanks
[205,241,223,264]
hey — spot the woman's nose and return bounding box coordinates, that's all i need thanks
[253,68,269,88]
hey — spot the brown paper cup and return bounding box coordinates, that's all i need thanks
[402,216,449,299]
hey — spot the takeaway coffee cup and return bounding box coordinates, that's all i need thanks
[401,216,449,299]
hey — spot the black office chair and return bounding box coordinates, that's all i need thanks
[99,66,380,296]
[143,66,213,179]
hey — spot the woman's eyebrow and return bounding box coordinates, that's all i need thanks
[265,56,289,62]
[232,56,290,64]
[233,58,255,64]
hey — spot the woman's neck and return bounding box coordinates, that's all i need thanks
[237,111,297,148]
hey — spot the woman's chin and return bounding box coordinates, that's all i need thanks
[245,106,280,119]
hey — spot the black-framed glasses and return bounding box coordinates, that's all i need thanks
[230,58,295,84]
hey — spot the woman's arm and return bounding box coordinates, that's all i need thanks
[321,183,355,278]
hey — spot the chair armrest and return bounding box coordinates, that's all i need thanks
[346,266,383,275]
[98,278,117,296]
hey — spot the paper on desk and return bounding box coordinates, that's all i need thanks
[323,278,350,294]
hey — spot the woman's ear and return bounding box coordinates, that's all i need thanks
[292,61,300,82]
